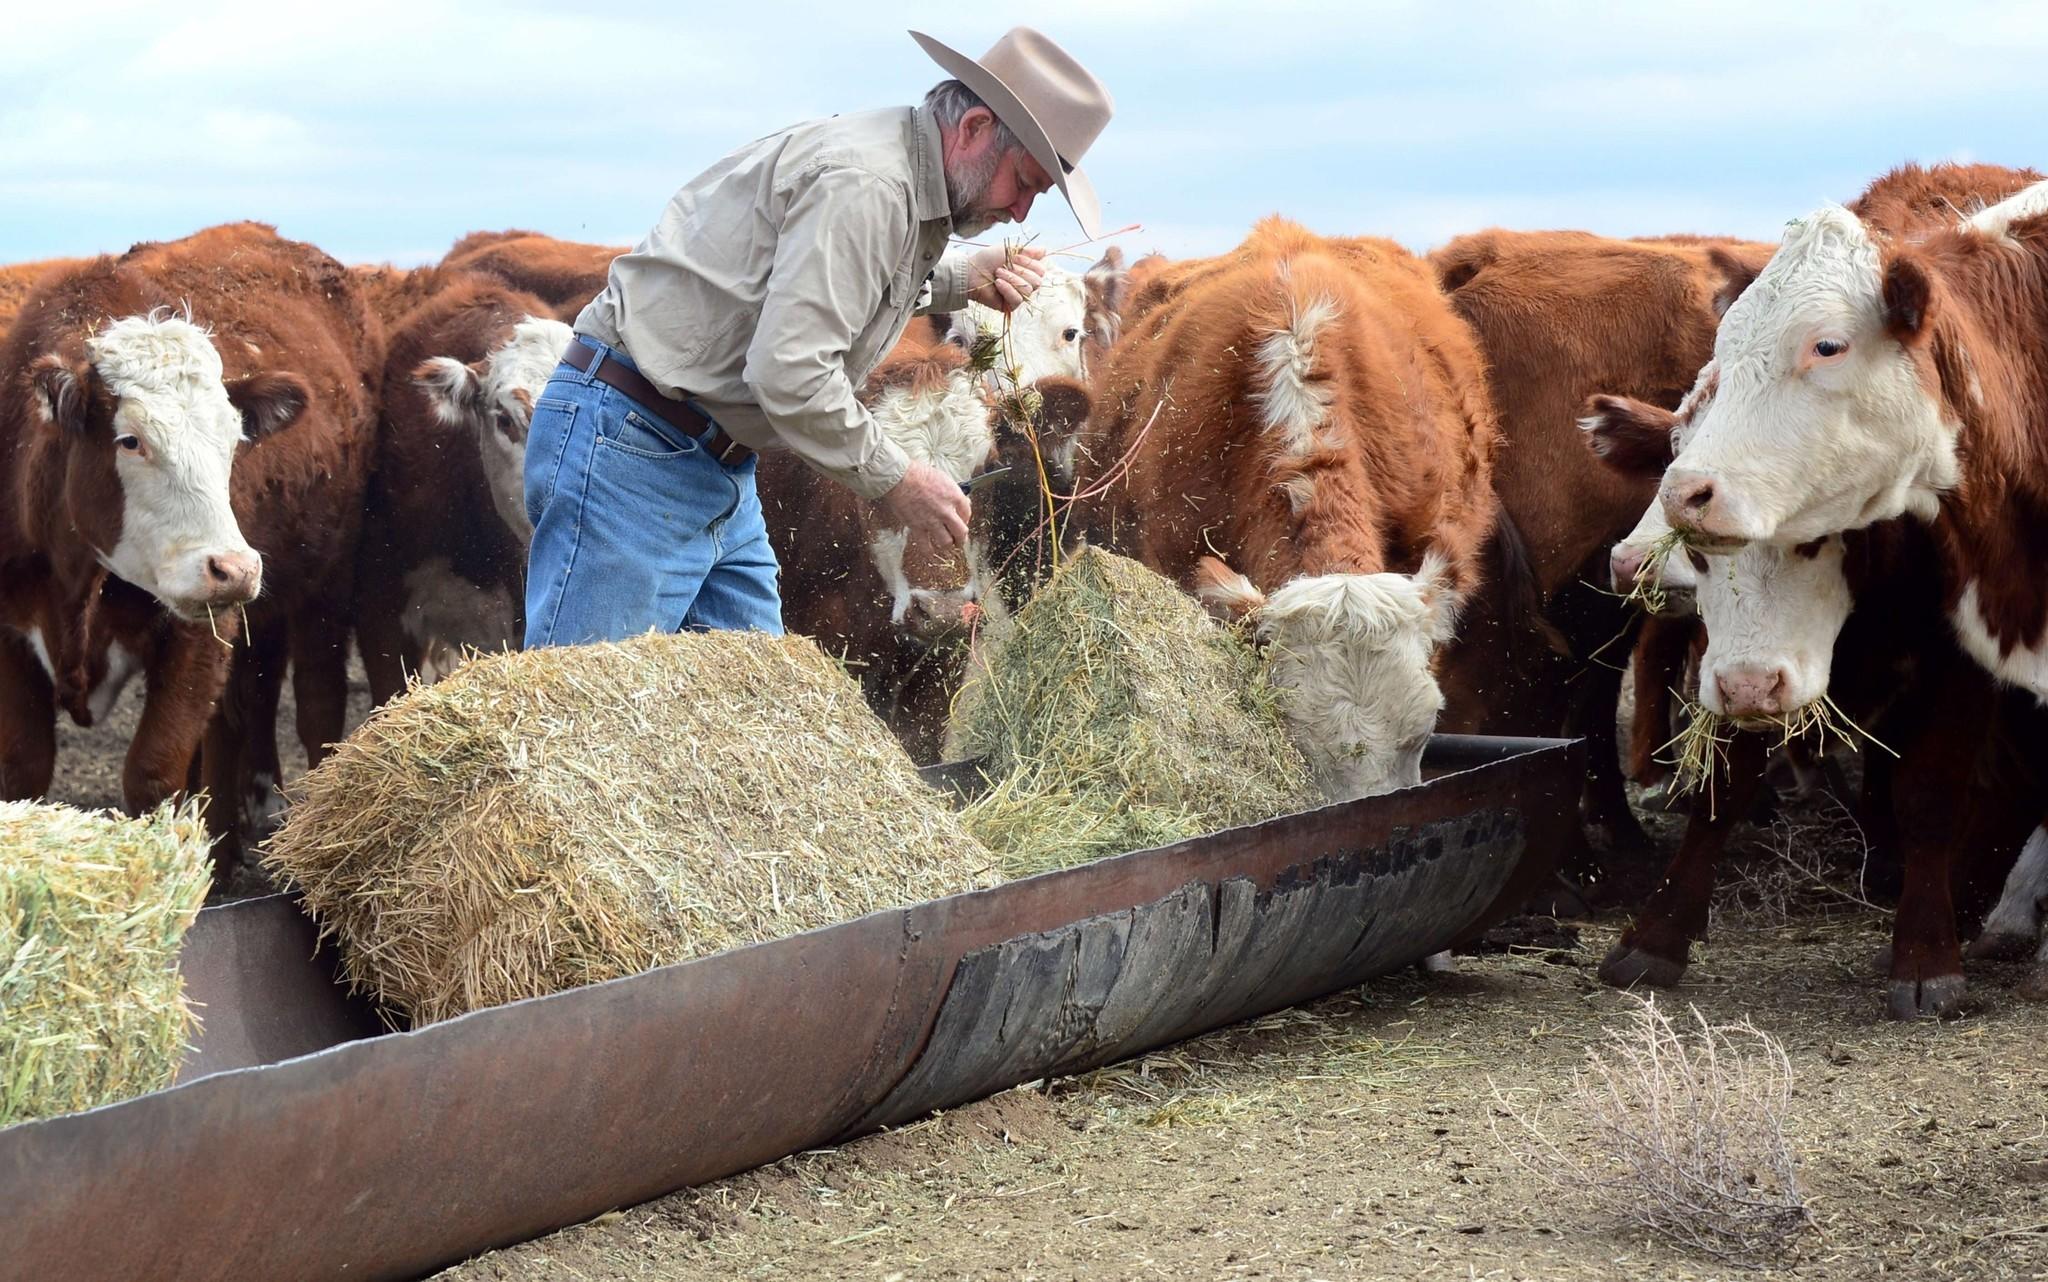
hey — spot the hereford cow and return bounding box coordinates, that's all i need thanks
[0,224,379,875]
[440,230,623,323]
[355,273,573,703]
[1421,230,1773,872]
[941,249,1129,406]
[1072,219,1497,799]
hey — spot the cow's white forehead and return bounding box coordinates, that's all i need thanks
[86,313,225,399]
[485,315,572,410]
[1717,206,1880,360]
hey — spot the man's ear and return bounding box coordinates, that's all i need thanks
[226,371,312,437]
[29,354,90,432]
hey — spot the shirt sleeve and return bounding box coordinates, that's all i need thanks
[919,250,974,316]
[742,165,912,499]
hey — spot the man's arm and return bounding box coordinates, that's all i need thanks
[742,165,913,500]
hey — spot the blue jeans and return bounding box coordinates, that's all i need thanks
[523,339,782,646]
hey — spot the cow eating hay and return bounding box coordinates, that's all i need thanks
[947,548,1314,877]
[262,632,997,1024]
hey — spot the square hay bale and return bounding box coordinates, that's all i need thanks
[948,547,1315,876]
[262,631,996,1025]
[0,800,211,1128]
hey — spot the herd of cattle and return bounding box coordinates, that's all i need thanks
[2,161,2044,1022]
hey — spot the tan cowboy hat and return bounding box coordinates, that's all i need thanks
[910,26,1114,238]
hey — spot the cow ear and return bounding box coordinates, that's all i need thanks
[1883,253,1936,344]
[414,356,488,426]
[1707,246,1762,318]
[1578,394,1678,477]
[1085,246,1129,317]
[1412,550,1463,646]
[1193,555,1265,623]
[29,354,89,433]
[226,371,311,437]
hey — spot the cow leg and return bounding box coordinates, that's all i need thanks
[1626,615,1695,787]
[1882,659,1993,1020]
[235,618,290,840]
[1971,824,2048,961]
[290,601,352,770]
[126,626,233,859]
[354,588,413,708]
[0,632,59,800]
[1598,730,1769,989]
[1574,655,1654,855]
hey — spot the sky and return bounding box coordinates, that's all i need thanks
[3,1,2046,269]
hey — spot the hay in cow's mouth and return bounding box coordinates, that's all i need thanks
[1621,527,1700,616]
[0,799,211,1127]
[946,547,1315,878]
[260,632,997,1025]
[1658,693,1897,818]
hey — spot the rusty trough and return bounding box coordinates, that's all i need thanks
[0,734,1579,1282]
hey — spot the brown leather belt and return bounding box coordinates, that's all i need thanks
[560,337,755,466]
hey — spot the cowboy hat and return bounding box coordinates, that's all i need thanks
[910,26,1114,238]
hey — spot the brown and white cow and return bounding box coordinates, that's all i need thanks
[440,230,624,324]
[355,272,573,703]
[1072,218,1497,799]
[1,224,378,874]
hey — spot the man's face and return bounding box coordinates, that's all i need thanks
[945,110,1055,237]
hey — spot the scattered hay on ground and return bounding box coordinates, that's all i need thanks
[0,799,211,1127]
[946,547,1315,877]
[263,631,995,1025]
[1494,995,1812,1267]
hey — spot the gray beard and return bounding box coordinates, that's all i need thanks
[945,145,1006,237]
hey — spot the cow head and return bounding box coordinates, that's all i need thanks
[864,352,998,642]
[1657,205,1962,547]
[30,312,302,619]
[1198,553,1459,801]
[414,315,574,540]
[1580,391,1698,614]
[946,267,1092,385]
[976,376,1094,610]
[1694,535,1854,721]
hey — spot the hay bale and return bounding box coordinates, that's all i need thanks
[262,631,995,1024]
[949,547,1315,876]
[0,800,211,1127]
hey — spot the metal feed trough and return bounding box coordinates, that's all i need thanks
[0,734,1579,1282]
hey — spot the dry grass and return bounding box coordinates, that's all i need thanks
[0,799,211,1127]
[947,548,1314,877]
[1710,795,1882,931]
[1495,995,1812,1268]
[1622,526,1697,615]
[262,631,996,1025]
[1658,694,1894,819]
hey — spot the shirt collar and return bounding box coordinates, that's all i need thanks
[910,105,951,226]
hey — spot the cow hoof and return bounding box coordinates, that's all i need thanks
[1886,973,1966,1020]
[2018,965,2048,1003]
[1967,928,2041,962]
[1417,950,1455,975]
[1598,943,1686,989]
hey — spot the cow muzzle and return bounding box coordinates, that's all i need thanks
[1659,468,1766,550]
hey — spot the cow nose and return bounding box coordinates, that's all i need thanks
[203,551,262,602]
[1611,544,1648,589]
[1665,469,1716,517]
[1714,665,1788,718]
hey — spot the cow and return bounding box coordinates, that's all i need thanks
[1971,824,2048,1000]
[355,272,574,703]
[0,224,378,878]
[1070,218,1497,799]
[0,259,87,334]
[940,249,1130,405]
[440,230,623,324]
[1420,230,1774,877]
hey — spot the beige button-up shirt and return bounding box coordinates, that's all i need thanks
[576,106,972,499]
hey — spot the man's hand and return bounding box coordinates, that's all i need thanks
[874,460,972,556]
[964,244,1047,313]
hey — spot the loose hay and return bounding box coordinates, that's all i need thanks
[263,632,996,1025]
[1658,692,1896,818]
[0,800,211,1128]
[948,547,1314,877]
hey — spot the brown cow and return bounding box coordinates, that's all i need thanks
[1073,218,1497,798]
[440,230,623,324]
[0,224,376,876]
[355,273,573,703]
[0,259,87,334]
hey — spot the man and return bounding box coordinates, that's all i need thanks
[524,26,1115,646]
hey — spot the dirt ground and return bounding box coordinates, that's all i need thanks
[46,668,2048,1281]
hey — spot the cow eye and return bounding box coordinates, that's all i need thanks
[1813,338,1848,359]
[115,434,143,453]
[1063,327,1082,343]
